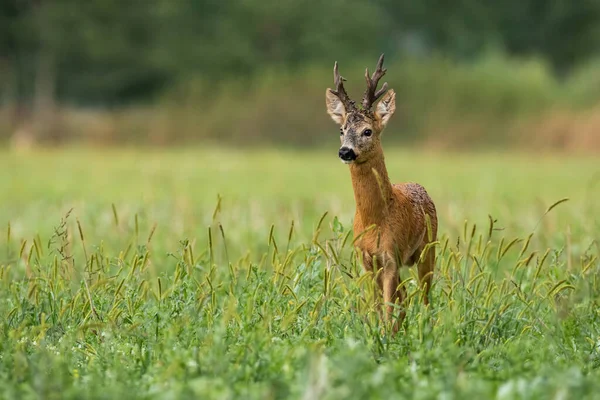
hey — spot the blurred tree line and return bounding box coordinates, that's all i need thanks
[1,0,600,146]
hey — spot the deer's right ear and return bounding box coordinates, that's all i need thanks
[325,89,347,125]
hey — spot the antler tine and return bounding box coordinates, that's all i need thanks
[362,53,388,111]
[331,61,356,111]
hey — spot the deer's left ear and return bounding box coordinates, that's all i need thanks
[375,89,396,127]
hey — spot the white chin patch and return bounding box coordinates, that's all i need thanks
[341,159,354,165]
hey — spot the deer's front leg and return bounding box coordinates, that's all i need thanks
[360,251,385,321]
[381,253,406,334]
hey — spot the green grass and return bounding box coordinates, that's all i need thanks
[0,147,599,399]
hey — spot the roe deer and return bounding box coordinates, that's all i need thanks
[325,54,438,333]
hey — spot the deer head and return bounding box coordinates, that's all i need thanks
[325,54,396,164]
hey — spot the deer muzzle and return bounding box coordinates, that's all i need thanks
[339,146,357,162]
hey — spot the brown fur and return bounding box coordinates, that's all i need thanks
[325,58,438,334]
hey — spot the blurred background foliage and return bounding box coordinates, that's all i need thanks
[1,0,600,150]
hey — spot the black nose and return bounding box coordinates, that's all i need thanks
[338,147,356,161]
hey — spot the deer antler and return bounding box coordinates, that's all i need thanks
[330,61,356,111]
[362,54,388,111]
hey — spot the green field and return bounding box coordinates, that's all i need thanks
[0,148,599,399]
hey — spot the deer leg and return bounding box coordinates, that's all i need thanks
[382,255,405,333]
[358,251,385,323]
[417,245,435,307]
[363,252,386,321]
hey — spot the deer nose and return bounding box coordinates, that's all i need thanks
[338,147,356,161]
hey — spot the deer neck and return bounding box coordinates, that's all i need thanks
[348,145,393,227]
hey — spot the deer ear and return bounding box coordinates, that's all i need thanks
[375,89,396,127]
[325,89,347,125]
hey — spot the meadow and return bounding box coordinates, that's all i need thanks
[0,147,598,399]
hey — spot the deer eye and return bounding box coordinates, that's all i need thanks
[363,129,372,137]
